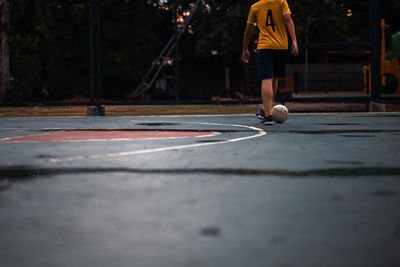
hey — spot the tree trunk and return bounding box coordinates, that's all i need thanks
[0,0,11,102]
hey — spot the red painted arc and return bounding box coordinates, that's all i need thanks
[2,130,216,142]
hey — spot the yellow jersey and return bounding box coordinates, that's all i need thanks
[247,0,291,50]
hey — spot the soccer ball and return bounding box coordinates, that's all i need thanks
[271,105,289,123]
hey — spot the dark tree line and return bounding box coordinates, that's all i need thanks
[0,0,398,102]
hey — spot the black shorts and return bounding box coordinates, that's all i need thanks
[257,49,288,80]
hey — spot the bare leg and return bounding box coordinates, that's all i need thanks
[272,77,278,107]
[273,77,278,97]
[261,78,273,116]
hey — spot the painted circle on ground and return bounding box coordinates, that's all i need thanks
[1,130,218,142]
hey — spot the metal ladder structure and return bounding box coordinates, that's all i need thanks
[130,0,202,99]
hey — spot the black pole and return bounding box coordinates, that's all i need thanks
[174,0,179,100]
[95,0,102,102]
[89,0,95,104]
[10,0,16,101]
[89,0,101,104]
[370,0,381,100]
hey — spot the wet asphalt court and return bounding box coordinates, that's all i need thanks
[0,112,400,267]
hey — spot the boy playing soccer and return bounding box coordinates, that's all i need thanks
[242,0,298,125]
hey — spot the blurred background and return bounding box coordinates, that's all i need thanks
[0,0,399,104]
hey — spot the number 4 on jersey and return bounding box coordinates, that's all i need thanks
[266,10,276,32]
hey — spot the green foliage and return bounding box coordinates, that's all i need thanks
[14,0,170,100]
[100,1,170,98]
[9,0,400,101]
[194,3,249,61]
[183,0,372,61]
[15,0,89,100]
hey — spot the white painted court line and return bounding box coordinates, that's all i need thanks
[49,122,266,162]
[132,114,252,118]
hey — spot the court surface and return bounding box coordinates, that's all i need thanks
[1,113,400,267]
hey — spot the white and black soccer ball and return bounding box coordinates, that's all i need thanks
[271,104,289,123]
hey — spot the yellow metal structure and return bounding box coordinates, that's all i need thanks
[363,19,400,95]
